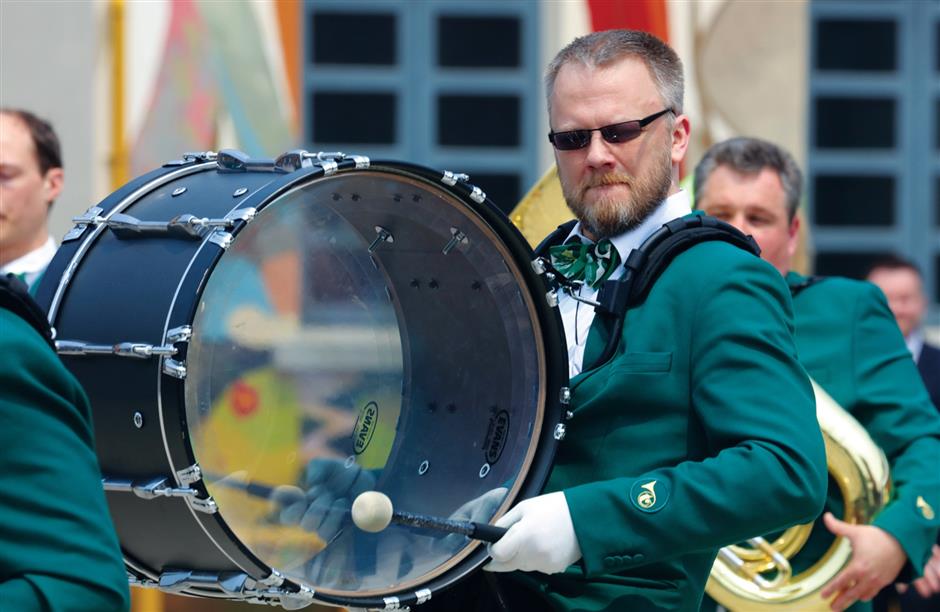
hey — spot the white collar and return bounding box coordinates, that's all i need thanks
[564,190,692,280]
[906,328,925,363]
[1,235,56,276]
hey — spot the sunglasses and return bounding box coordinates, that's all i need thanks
[548,108,674,151]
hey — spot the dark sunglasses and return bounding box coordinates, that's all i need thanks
[548,108,674,151]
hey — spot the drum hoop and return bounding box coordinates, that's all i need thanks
[276,168,548,599]
[303,163,568,607]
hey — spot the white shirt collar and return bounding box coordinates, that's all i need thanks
[906,328,925,363]
[564,190,692,280]
[1,236,57,287]
[557,190,691,378]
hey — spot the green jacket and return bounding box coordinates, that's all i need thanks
[786,272,940,610]
[0,309,130,611]
[508,241,828,611]
[702,273,940,612]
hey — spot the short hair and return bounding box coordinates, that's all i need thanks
[0,108,63,174]
[866,254,922,279]
[694,137,802,220]
[545,29,684,116]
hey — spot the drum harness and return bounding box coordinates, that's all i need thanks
[533,212,761,372]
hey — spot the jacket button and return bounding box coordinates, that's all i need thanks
[633,553,644,562]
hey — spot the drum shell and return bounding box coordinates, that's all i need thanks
[38,162,285,579]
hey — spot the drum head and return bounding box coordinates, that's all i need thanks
[184,165,557,600]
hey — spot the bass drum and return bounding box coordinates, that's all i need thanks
[35,150,569,609]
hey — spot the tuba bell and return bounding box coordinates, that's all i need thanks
[509,167,892,611]
[705,380,890,611]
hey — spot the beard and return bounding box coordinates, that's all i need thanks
[560,145,673,240]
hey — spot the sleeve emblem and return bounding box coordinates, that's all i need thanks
[917,496,935,521]
[631,478,669,513]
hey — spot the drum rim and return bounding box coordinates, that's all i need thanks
[325,162,568,607]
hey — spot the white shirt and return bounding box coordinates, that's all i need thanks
[906,328,925,364]
[1,235,57,288]
[558,191,692,377]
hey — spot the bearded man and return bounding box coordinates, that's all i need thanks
[423,29,828,612]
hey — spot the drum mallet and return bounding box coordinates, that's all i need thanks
[351,491,507,543]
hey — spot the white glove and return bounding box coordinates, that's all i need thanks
[483,491,582,574]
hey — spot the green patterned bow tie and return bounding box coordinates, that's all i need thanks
[548,238,622,289]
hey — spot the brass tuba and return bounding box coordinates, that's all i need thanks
[705,380,890,611]
[509,167,892,611]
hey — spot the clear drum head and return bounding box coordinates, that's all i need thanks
[185,168,547,597]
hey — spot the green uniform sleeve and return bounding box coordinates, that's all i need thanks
[0,311,130,611]
[564,251,828,576]
[852,284,940,577]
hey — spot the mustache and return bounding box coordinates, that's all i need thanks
[578,172,635,196]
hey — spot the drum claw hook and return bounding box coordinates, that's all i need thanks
[369,226,394,253]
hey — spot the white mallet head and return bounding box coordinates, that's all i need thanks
[352,491,394,533]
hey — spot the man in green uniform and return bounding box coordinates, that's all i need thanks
[0,275,130,610]
[466,30,830,611]
[694,136,940,612]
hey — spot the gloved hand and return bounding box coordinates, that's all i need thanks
[483,491,582,574]
[451,487,509,524]
[272,458,376,543]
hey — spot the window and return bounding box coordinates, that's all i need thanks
[304,1,540,214]
[809,1,940,323]
[816,19,896,72]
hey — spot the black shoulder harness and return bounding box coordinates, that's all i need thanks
[0,274,55,349]
[536,214,761,370]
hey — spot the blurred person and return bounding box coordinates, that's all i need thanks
[0,273,130,610]
[0,108,63,288]
[694,136,940,612]
[865,257,940,612]
[866,256,940,411]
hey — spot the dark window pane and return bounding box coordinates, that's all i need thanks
[310,92,396,144]
[813,175,895,226]
[815,97,895,149]
[815,252,892,280]
[467,173,520,214]
[816,19,896,71]
[311,12,395,65]
[438,16,520,68]
[438,95,519,147]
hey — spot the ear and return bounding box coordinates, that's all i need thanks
[786,212,801,259]
[670,113,691,165]
[42,167,64,205]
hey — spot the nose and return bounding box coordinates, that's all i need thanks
[583,131,617,170]
[721,213,750,235]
